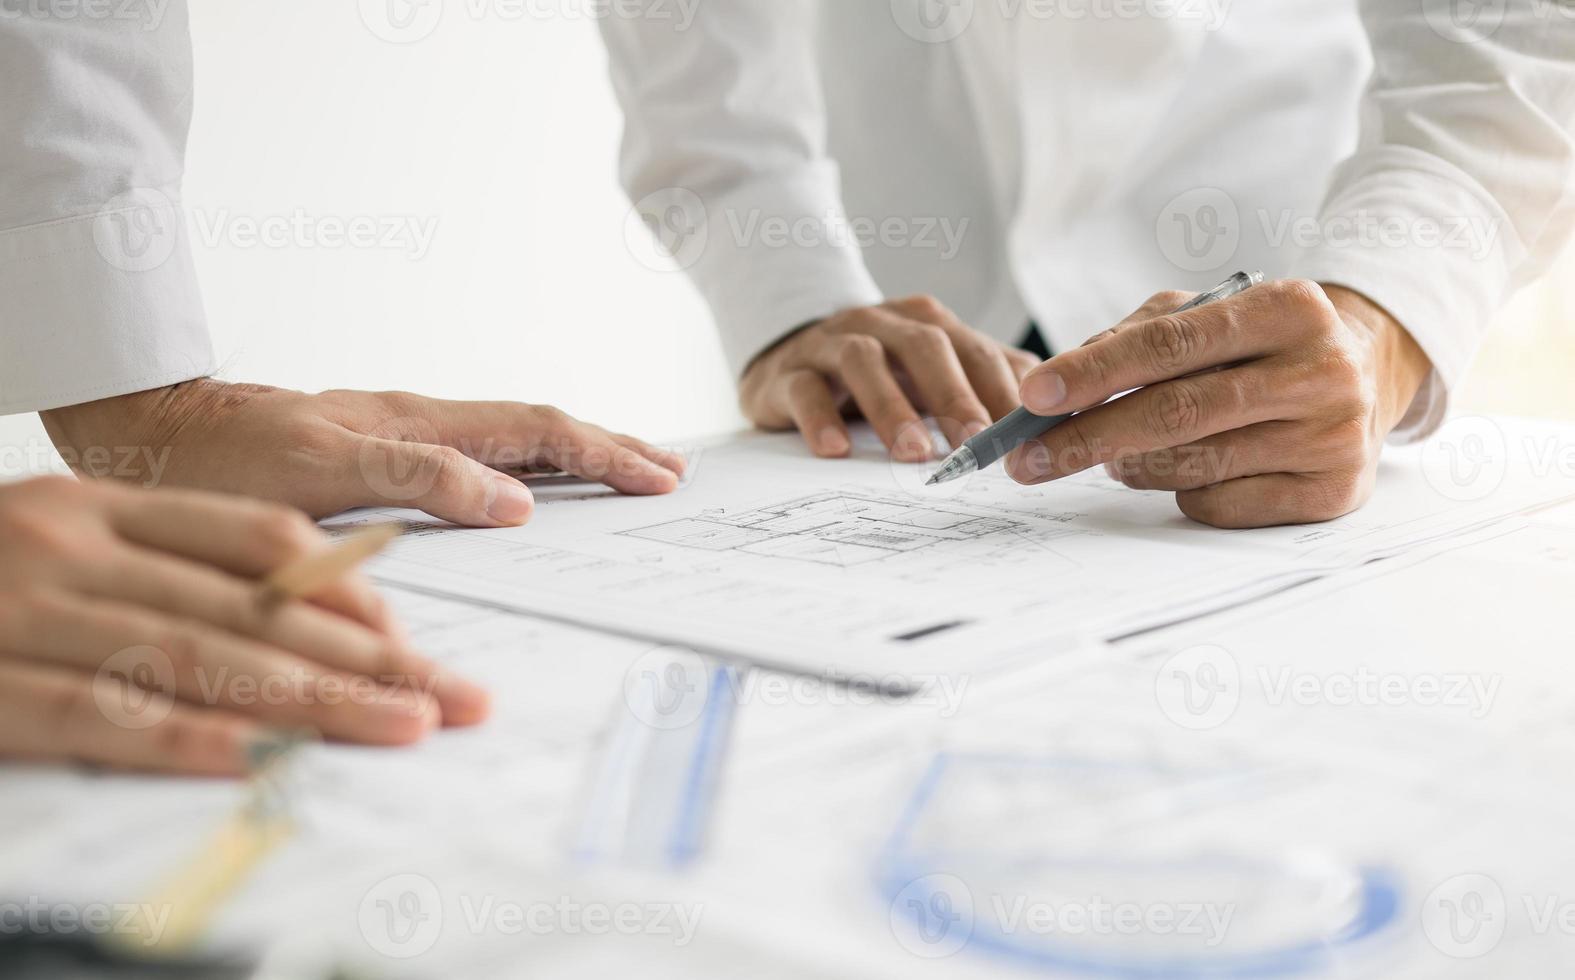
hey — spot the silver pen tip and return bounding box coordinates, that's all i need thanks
[925,446,978,486]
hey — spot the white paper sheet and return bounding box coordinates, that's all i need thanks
[4,492,1573,979]
[339,426,1575,681]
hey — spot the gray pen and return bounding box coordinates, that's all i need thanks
[926,270,1264,486]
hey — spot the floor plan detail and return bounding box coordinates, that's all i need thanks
[618,492,1028,567]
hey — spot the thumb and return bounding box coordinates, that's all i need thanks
[353,438,534,527]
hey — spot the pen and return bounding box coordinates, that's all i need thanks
[926,271,1264,486]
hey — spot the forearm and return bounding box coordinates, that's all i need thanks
[599,1,883,374]
[1300,0,1575,441]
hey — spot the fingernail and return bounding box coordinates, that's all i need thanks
[1022,372,1068,414]
[610,449,667,490]
[660,450,689,477]
[438,671,492,725]
[819,428,850,456]
[485,478,534,524]
[1006,442,1054,485]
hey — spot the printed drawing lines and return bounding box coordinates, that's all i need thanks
[616,491,1034,568]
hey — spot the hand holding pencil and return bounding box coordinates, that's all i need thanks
[0,476,491,777]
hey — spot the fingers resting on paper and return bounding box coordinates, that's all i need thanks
[739,296,1039,461]
[40,379,689,530]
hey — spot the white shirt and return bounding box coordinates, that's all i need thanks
[600,0,1575,440]
[0,2,214,415]
[2,2,1570,432]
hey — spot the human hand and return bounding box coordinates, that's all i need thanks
[41,380,687,527]
[0,476,490,776]
[1006,280,1434,528]
[739,297,1041,461]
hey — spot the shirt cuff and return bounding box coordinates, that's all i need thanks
[1296,148,1518,444]
[0,195,216,415]
[676,164,885,376]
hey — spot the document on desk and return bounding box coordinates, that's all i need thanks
[0,586,744,977]
[341,426,1575,681]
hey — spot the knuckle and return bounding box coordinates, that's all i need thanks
[1147,383,1205,440]
[1326,416,1376,467]
[785,371,829,406]
[425,446,475,488]
[316,387,362,407]
[896,294,949,322]
[251,506,320,557]
[378,389,429,415]
[154,623,206,686]
[1143,315,1204,372]
[1221,372,1255,418]
[825,309,875,334]
[46,676,101,729]
[961,338,1004,364]
[1148,290,1194,314]
[1275,278,1329,312]
[1077,343,1120,391]
[1309,474,1368,522]
[526,405,573,437]
[533,404,571,426]
[359,641,409,686]
[1055,416,1102,471]
[1325,347,1364,387]
[910,323,952,354]
[1323,352,1374,415]
[1082,327,1121,348]
[836,334,886,366]
[150,715,209,763]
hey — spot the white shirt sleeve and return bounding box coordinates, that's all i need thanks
[1297,0,1575,442]
[0,2,215,416]
[598,2,885,377]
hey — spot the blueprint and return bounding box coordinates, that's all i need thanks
[619,492,1037,568]
[339,425,1575,681]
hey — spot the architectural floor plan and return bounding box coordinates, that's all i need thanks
[344,427,1575,678]
[617,492,1030,567]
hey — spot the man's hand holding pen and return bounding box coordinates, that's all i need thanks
[1006,279,1434,529]
[0,478,490,775]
